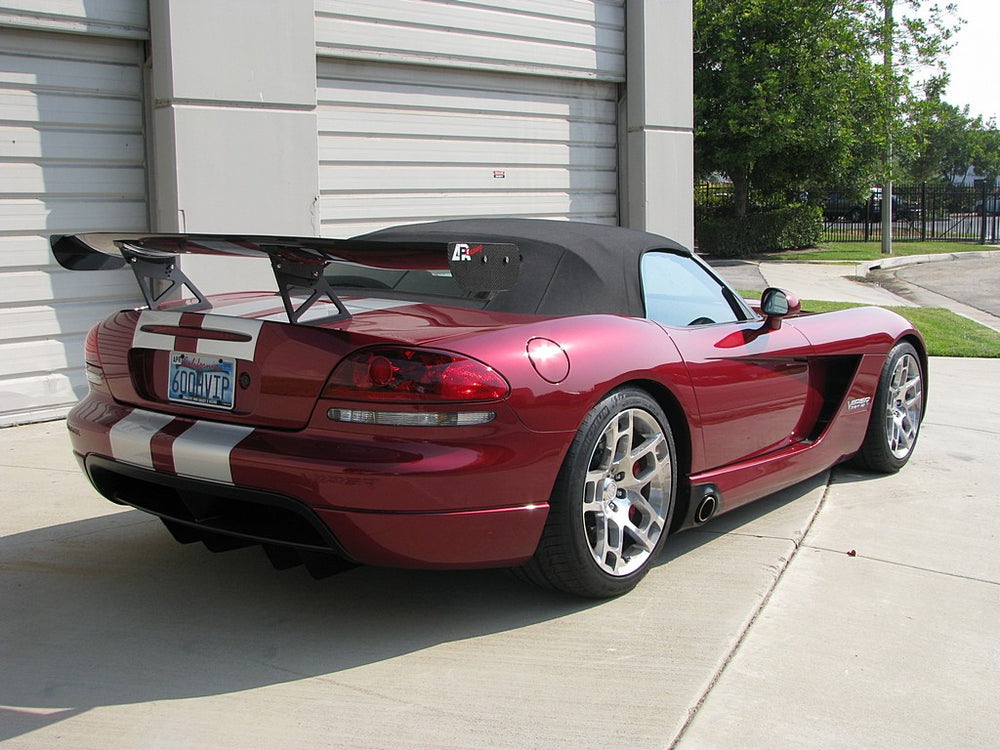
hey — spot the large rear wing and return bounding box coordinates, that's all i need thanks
[51,233,521,325]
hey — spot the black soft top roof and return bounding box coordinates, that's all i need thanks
[357,218,690,317]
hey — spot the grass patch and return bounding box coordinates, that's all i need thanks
[766,241,985,262]
[738,291,1000,357]
[801,302,1000,357]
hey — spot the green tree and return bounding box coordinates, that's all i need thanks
[694,0,961,216]
[971,121,1000,183]
[903,77,980,183]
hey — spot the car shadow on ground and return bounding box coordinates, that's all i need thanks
[0,468,833,741]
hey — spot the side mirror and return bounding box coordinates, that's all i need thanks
[760,287,801,330]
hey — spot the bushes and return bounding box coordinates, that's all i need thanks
[696,204,822,257]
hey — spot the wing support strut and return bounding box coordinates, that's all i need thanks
[123,248,210,313]
[269,254,352,325]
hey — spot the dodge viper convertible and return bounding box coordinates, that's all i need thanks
[52,220,927,597]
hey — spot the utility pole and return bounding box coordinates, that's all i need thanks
[881,0,894,255]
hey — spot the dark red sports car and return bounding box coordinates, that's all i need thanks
[53,219,926,597]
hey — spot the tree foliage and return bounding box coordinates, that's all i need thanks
[694,0,962,215]
[903,77,978,183]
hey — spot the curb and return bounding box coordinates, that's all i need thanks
[860,248,1000,274]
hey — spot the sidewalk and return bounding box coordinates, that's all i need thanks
[675,355,1000,749]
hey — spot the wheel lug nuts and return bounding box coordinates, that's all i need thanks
[616,489,626,499]
[614,472,625,481]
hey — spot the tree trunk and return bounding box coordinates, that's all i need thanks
[732,171,749,218]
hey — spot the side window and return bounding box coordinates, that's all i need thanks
[641,251,745,326]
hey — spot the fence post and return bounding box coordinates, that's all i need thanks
[920,182,927,242]
[981,181,989,246]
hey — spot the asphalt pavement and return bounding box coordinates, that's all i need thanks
[1,253,998,749]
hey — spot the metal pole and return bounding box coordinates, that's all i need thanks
[881,0,894,255]
[981,180,989,245]
[920,181,926,241]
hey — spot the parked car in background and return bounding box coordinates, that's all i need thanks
[974,195,1000,216]
[822,191,856,220]
[824,189,919,222]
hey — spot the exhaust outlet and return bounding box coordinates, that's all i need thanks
[694,493,718,525]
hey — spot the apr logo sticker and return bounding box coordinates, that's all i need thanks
[451,243,483,262]
[847,396,872,412]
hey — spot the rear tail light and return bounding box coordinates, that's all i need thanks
[323,347,509,403]
[84,324,105,388]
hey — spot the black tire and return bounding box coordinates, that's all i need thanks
[848,207,864,222]
[854,341,925,473]
[517,388,677,598]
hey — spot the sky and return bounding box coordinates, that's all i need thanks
[938,0,998,122]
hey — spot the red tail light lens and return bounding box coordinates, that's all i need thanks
[323,348,509,403]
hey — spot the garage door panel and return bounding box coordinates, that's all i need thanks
[319,136,616,169]
[0,301,130,339]
[317,59,618,233]
[0,27,146,425]
[0,235,54,268]
[0,51,142,96]
[0,336,84,378]
[3,163,146,198]
[0,372,83,418]
[316,17,615,79]
[322,107,616,144]
[320,191,616,224]
[0,1,148,40]
[3,268,139,306]
[0,126,145,162]
[315,0,625,80]
[0,197,147,234]
[321,0,622,49]
[318,79,617,121]
[0,88,143,130]
[320,165,617,193]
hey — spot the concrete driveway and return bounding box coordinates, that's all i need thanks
[1,356,998,749]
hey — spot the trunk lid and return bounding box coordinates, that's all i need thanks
[95,293,533,429]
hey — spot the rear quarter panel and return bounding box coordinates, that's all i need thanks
[444,314,700,436]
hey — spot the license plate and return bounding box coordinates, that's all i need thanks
[168,352,236,410]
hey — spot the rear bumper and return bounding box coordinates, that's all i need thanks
[67,394,563,568]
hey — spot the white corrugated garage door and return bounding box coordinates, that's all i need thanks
[316,59,619,237]
[0,27,147,425]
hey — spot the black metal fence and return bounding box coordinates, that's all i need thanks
[696,182,999,244]
[822,183,999,244]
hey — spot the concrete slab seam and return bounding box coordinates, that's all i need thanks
[666,473,835,749]
[800,545,1000,588]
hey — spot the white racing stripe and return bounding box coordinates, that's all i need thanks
[131,310,262,361]
[261,297,416,321]
[171,421,254,484]
[192,315,263,360]
[109,410,175,469]
[132,310,184,352]
[207,298,286,318]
